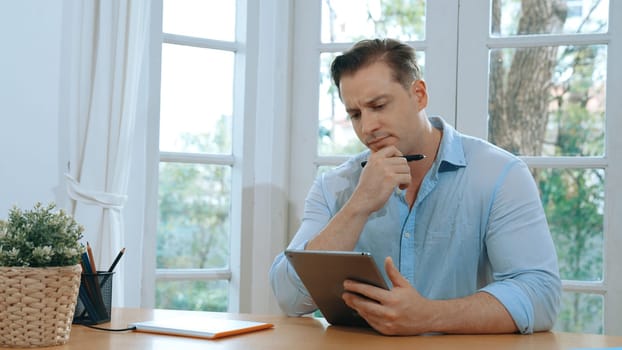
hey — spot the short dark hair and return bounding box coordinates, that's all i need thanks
[330,38,422,98]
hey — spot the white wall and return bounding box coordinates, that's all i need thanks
[0,0,146,308]
[0,1,65,214]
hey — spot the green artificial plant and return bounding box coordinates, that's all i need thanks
[0,202,85,267]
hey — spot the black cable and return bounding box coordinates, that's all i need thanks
[81,324,137,332]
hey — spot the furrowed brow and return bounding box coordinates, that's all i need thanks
[365,95,389,106]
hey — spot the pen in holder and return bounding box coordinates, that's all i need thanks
[73,271,114,325]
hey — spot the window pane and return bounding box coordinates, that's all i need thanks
[156,280,229,311]
[158,163,231,269]
[488,45,606,156]
[491,0,608,37]
[536,168,604,281]
[160,44,234,154]
[318,51,426,156]
[554,292,603,334]
[321,0,426,43]
[318,52,365,156]
[163,0,236,41]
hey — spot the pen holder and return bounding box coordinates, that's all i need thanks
[73,271,114,325]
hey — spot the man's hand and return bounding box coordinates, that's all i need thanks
[342,257,519,335]
[342,256,433,335]
[352,146,412,215]
[305,147,411,251]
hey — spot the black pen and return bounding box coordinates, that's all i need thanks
[107,247,125,273]
[100,248,125,288]
[360,154,426,168]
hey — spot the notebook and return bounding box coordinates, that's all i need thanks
[129,316,273,339]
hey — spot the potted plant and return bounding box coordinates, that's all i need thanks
[0,202,85,347]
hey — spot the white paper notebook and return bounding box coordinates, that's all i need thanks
[129,316,273,339]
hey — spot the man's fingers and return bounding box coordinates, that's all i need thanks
[385,256,410,288]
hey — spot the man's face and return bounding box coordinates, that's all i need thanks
[339,61,427,154]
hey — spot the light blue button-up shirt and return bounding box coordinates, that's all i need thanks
[270,116,561,334]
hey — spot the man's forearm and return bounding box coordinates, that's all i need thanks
[427,291,517,334]
[305,199,370,251]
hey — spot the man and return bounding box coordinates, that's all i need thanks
[270,38,561,335]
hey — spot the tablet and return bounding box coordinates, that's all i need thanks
[284,249,389,327]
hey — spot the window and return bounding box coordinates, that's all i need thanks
[291,0,622,334]
[155,0,239,312]
[146,0,621,333]
[458,0,620,334]
[146,0,290,314]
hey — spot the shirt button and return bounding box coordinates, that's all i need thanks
[404,232,411,239]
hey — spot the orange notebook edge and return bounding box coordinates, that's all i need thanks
[210,322,274,339]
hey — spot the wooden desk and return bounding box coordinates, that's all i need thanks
[39,308,622,350]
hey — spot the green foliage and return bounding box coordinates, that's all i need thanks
[539,168,603,282]
[374,0,426,39]
[157,162,230,269]
[0,202,85,267]
[542,43,605,281]
[555,293,603,334]
[537,43,606,332]
[157,115,231,271]
[550,45,605,157]
[156,280,228,312]
[156,115,231,311]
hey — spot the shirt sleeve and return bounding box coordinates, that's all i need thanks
[269,174,332,316]
[479,160,562,334]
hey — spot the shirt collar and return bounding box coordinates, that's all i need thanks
[429,116,466,173]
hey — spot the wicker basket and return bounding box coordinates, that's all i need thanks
[0,264,82,348]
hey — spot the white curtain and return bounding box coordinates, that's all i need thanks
[64,0,150,306]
